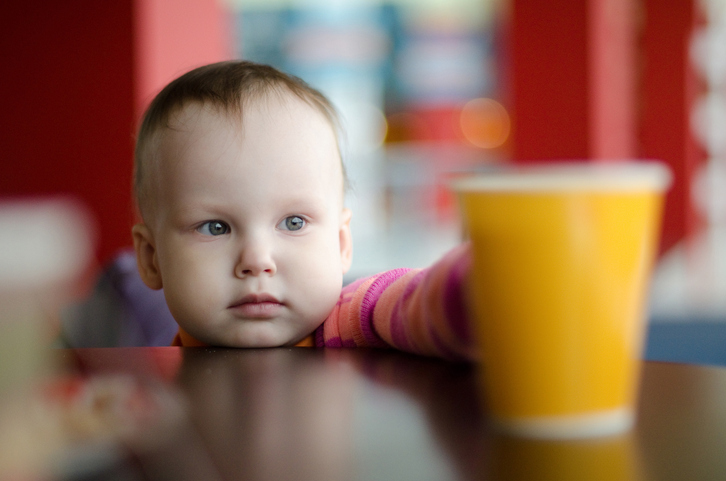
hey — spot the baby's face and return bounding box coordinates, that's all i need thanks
[135,93,352,347]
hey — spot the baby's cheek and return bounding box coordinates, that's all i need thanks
[306,262,344,319]
[163,270,217,329]
[164,285,199,321]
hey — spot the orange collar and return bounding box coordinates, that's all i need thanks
[172,327,315,348]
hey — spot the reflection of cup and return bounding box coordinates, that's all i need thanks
[454,162,670,438]
[491,433,643,481]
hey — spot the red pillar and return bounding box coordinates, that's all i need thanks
[134,0,234,120]
[508,0,638,163]
[639,0,705,254]
[0,0,232,265]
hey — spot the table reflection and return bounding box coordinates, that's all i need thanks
[59,348,726,481]
[172,348,355,481]
[168,348,488,481]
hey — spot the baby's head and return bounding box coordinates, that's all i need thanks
[132,61,353,347]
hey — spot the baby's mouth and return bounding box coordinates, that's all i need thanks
[228,293,283,319]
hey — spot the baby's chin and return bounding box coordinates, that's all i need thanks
[181,315,319,348]
[226,338,289,348]
[221,324,307,348]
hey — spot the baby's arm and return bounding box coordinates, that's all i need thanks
[316,243,475,361]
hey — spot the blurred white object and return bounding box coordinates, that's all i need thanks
[0,198,95,391]
[0,198,96,478]
[0,198,94,290]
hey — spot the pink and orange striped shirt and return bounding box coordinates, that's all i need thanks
[174,243,474,361]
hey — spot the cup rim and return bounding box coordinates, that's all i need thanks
[450,161,672,192]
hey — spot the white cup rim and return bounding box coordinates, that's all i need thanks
[451,161,672,192]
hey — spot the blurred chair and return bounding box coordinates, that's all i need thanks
[58,249,177,347]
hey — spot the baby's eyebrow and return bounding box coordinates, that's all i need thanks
[278,195,331,210]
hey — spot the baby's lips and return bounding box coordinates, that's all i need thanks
[229,292,282,308]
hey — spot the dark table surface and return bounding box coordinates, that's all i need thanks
[59,347,726,481]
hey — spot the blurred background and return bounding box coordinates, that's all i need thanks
[1,0,725,362]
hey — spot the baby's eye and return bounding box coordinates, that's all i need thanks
[279,216,306,231]
[197,221,230,236]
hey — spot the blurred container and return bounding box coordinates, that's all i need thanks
[0,198,94,390]
[0,198,94,478]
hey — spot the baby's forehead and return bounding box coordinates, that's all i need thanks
[156,92,346,188]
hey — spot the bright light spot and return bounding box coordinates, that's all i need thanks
[459,98,511,149]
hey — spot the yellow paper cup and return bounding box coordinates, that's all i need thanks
[454,162,671,439]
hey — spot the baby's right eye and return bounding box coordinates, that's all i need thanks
[197,221,230,236]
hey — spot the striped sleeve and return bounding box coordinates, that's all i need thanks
[317,243,475,361]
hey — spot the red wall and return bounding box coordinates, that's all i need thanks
[1,2,136,264]
[0,0,232,265]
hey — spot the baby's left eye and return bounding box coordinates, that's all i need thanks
[279,216,306,231]
[197,220,230,236]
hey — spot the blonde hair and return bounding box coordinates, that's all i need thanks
[134,60,345,220]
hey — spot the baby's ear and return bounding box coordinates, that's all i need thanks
[132,223,163,290]
[339,208,353,275]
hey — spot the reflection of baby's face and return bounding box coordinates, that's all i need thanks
[178,349,355,480]
[147,92,352,347]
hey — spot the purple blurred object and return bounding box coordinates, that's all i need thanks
[59,249,177,347]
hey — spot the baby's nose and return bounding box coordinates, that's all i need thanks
[234,240,276,277]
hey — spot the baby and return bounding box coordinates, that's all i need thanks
[132,61,473,360]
